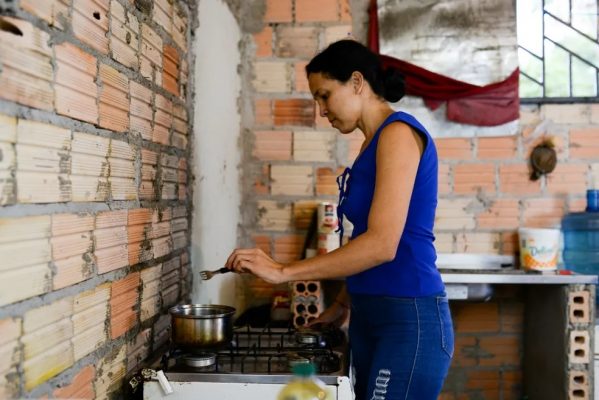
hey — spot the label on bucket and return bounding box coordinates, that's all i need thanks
[519,228,560,270]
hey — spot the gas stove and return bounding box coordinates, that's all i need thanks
[143,324,354,399]
[161,324,348,382]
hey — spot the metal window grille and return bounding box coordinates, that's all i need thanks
[518,0,599,103]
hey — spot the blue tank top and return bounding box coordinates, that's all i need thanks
[337,111,444,297]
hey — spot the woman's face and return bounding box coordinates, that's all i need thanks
[308,72,361,134]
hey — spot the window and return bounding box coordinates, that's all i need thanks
[517,0,599,102]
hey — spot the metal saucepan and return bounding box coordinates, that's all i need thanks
[169,304,236,350]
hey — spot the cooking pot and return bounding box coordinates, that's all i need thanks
[169,304,236,350]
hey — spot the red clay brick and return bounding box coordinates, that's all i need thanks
[477,136,517,159]
[0,18,54,111]
[110,272,140,339]
[295,61,310,93]
[253,61,290,93]
[254,163,270,195]
[172,7,187,50]
[264,0,292,22]
[546,164,588,195]
[163,45,180,96]
[296,0,338,22]
[438,163,451,195]
[499,164,540,195]
[153,0,172,32]
[273,234,304,263]
[153,94,172,145]
[452,336,477,367]
[254,27,273,58]
[500,303,524,333]
[54,43,98,124]
[255,98,273,126]
[253,130,292,160]
[465,370,501,390]
[275,26,319,58]
[316,167,345,196]
[570,128,599,159]
[130,81,153,141]
[435,138,473,159]
[21,0,69,29]
[521,198,565,228]
[340,0,352,21]
[110,0,139,69]
[253,235,271,255]
[72,0,109,54]
[99,64,129,132]
[453,302,500,333]
[53,365,95,399]
[477,199,520,229]
[270,164,313,196]
[274,99,314,126]
[453,163,496,194]
[478,336,521,367]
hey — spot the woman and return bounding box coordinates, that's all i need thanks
[226,39,453,400]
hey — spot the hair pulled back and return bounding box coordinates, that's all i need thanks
[305,39,405,103]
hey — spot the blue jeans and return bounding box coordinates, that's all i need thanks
[348,292,454,400]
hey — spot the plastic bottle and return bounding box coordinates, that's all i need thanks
[277,363,329,400]
[562,190,599,302]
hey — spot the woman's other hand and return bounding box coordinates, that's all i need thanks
[225,248,287,284]
[306,300,349,328]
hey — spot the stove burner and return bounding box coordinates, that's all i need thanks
[182,353,216,368]
[295,329,322,345]
[286,350,341,374]
[286,351,312,369]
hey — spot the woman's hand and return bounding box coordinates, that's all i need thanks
[225,248,287,284]
[306,300,349,329]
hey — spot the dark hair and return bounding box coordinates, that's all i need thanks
[305,39,405,103]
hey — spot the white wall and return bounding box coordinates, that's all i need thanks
[191,0,242,308]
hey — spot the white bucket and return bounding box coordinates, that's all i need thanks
[518,228,560,270]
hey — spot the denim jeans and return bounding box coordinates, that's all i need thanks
[348,292,454,400]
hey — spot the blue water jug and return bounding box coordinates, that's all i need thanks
[562,190,599,275]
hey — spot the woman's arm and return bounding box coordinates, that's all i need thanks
[306,283,349,328]
[227,122,424,283]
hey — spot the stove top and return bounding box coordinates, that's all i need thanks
[160,324,349,384]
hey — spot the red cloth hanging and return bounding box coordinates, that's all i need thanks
[368,0,519,126]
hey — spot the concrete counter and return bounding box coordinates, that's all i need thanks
[440,270,598,285]
[438,268,596,399]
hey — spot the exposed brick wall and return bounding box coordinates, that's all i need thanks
[244,0,599,398]
[435,104,599,254]
[441,286,525,399]
[0,0,194,398]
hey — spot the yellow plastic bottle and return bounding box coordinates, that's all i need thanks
[277,363,329,400]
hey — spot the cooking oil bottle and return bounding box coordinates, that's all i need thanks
[277,363,329,400]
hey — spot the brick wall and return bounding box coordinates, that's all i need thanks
[245,0,599,398]
[441,286,525,399]
[0,0,194,398]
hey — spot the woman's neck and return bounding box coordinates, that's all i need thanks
[357,101,395,142]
